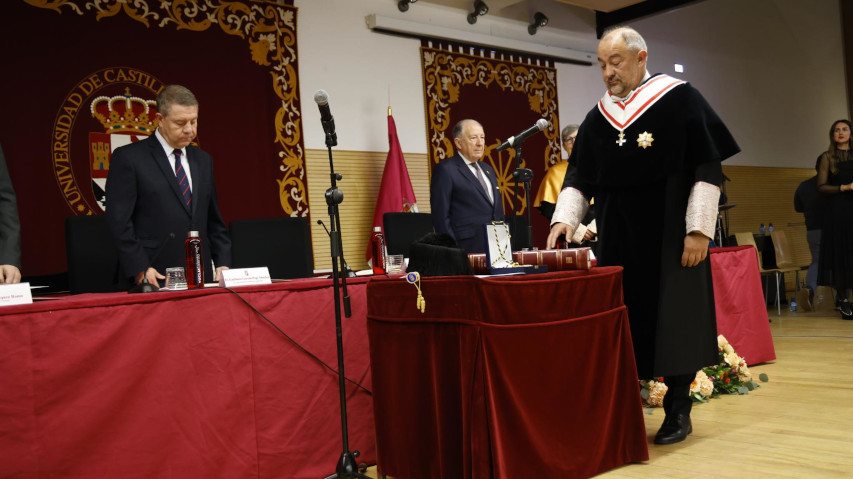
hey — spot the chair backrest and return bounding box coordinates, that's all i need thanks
[230,217,313,279]
[383,212,434,256]
[734,231,768,272]
[65,215,126,294]
[769,230,798,269]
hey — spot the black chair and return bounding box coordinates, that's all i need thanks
[383,212,434,256]
[229,217,314,279]
[65,215,126,294]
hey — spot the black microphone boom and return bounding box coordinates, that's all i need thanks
[495,118,550,152]
[128,232,175,294]
[314,89,338,147]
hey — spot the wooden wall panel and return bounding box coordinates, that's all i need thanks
[722,165,815,290]
[305,149,430,271]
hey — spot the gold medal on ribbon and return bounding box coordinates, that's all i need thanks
[637,131,654,149]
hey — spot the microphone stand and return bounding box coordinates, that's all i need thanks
[321,130,369,479]
[317,220,356,278]
[509,142,534,249]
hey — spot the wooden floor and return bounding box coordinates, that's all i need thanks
[364,307,853,478]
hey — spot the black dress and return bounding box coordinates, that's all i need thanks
[817,151,853,291]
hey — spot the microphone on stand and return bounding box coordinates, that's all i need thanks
[128,232,175,293]
[317,220,356,278]
[495,118,550,152]
[313,89,337,147]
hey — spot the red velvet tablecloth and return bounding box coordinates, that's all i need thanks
[366,267,649,479]
[0,278,376,479]
[709,246,776,365]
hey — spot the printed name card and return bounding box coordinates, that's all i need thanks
[0,282,33,306]
[218,267,272,287]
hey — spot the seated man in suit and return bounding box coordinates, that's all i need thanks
[105,84,231,288]
[430,119,505,254]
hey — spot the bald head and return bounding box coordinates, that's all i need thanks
[598,27,648,96]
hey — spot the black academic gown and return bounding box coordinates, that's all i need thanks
[565,78,740,379]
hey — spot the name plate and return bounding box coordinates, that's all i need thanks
[218,267,272,287]
[0,282,33,306]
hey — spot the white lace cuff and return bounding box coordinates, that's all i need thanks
[571,223,588,244]
[685,181,720,239]
[552,187,589,231]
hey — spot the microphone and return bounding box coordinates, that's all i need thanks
[495,118,550,152]
[317,220,356,278]
[128,232,175,294]
[313,89,337,147]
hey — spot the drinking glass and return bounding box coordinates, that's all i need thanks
[164,267,188,290]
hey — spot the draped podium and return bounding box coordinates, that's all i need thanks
[709,245,776,365]
[0,279,375,479]
[366,268,650,479]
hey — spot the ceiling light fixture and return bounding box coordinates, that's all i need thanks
[467,1,489,25]
[528,12,549,35]
[397,0,417,13]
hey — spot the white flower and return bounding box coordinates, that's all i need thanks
[724,352,740,366]
[717,334,729,348]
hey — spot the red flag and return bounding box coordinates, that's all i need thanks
[366,109,418,260]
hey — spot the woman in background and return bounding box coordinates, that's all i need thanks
[533,124,596,248]
[816,119,853,319]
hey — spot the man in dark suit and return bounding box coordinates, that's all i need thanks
[105,85,230,288]
[430,119,505,254]
[0,144,22,284]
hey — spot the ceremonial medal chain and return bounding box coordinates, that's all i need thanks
[490,221,518,267]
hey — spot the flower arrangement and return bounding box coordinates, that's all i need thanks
[641,334,769,407]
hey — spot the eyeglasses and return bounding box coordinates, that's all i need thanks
[563,136,577,145]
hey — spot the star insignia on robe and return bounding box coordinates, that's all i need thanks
[637,131,654,149]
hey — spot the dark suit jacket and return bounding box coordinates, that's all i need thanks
[0,144,21,268]
[430,154,504,254]
[105,134,231,283]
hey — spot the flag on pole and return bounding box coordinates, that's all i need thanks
[366,107,418,260]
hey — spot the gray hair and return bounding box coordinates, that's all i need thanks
[156,84,199,118]
[561,124,580,142]
[452,119,482,139]
[602,26,647,54]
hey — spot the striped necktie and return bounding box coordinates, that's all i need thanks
[173,149,192,208]
[474,163,493,204]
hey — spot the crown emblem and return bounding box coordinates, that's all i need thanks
[90,88,158,134]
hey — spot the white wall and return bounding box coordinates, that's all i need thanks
[295,0,847,167]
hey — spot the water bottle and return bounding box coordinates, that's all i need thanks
[768,222,774,233]
[370,226,387,275]
[759,223,765,235]
[185,230,204,288]
[789,298,797,312]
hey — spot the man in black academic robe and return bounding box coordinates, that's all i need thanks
[548,27,739,445]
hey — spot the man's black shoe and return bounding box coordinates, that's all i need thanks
[653,413,692,445]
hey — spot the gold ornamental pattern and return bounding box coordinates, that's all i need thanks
[421,47,560,212]
[26,0,307,217]
[421,47,562,165]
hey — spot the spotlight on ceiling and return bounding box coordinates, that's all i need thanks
[397,0,417,13]
[527,11,549,35]
[467,1,489,25]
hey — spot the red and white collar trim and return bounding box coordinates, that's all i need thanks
[597,74,686,132]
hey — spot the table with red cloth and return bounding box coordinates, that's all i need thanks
[0,278,376,479]
[366,267,650,479]
[709,245,777,365]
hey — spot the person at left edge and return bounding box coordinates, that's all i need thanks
[0,144,22,284]
[430,119,505,254]
[105,84,230,288]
